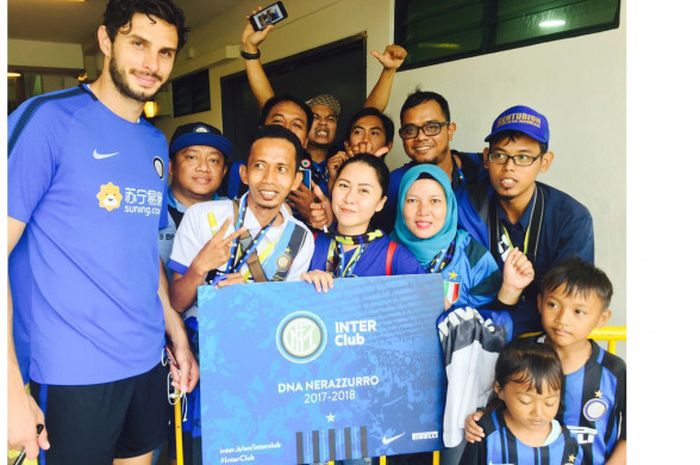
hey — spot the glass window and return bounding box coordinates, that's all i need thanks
[395,0,620,70]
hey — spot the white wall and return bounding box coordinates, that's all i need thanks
[9,38,84,69]
[155,0,626,350]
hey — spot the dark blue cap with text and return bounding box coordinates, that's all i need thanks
[485,105,550,144]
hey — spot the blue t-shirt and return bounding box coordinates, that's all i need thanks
[309,234,425,277]
[456,180,594,337]
[440,230,501,310]
[8,84,169,385]
[535,336,626,465]
[9,235,32,383]
[460,409,583,465]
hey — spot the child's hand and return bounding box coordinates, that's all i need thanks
[503,247,535,291]
[464,410,485,443]
[302,270,334,293]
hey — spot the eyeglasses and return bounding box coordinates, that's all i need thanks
[398,121,449,139]
[487,152,542,167]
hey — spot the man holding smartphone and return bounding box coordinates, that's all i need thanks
[239,6,408,231]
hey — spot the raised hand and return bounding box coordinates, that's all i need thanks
[503,247,535,291]
[308,183,334,231]
[370,44,408,70]
[241,6,275,54]
[190,218,241,276]
[287,183,317,222]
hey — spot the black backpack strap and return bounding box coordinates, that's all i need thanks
[168,204,185,229]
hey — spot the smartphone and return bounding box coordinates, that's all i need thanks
[249,1,288,31]
[300,168,312,189]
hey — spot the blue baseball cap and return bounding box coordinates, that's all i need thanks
[484,105,550,144]
[169,122,233,159]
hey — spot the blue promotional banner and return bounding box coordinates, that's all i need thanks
[198,274,446,465]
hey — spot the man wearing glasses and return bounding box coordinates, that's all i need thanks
[457,105,594,340]
[381,90,486,231]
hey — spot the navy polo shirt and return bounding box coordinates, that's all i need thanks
[456,179,594,336]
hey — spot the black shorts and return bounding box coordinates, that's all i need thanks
[30,362,169,465]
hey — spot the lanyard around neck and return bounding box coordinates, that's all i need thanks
[428,239,457,274]
[489,185,544,265]
[325,229,384,277]
[330,241,366,278]
[224,194,277,274]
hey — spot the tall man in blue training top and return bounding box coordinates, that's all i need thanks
[457,105,594,340]
[7,1,198,464]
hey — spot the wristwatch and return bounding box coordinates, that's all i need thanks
[240,49,261,60]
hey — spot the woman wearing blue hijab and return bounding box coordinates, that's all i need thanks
[394,165,536,460]
[393,164,534,312]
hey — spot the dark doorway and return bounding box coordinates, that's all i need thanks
[220,33,367,165]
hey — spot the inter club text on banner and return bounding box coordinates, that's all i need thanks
[198,274,446,465]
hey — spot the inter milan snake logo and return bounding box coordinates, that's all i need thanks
[276,311,327,364]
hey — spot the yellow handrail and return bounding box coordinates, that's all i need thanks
[590,325,626,355]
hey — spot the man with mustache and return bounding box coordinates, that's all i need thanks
[457,105,594,340]
[380,90,486,232]
[7,1,197,464]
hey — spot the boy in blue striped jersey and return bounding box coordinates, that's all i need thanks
[465,258,626,465]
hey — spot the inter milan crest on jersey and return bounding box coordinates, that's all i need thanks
[153,156,165,180]
[197,274,445,465]
[583,391,608,421]
[276,249,293,272]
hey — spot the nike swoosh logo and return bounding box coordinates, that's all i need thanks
[381,433,405,445]
[93,149,120,160]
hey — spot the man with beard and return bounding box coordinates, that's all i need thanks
[456,105,594,340]
[379,90,487,232]
[7,1,198,464]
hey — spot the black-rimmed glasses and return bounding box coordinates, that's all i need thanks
[487,152,542,167]
[398,121,449,139]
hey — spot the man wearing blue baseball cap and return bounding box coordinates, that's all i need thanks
[456,105,594,340]
[160,122,232,276]
[154,121,232,464]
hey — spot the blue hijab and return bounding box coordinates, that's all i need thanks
[392,164,458,266]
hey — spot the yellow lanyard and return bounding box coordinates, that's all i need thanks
[500,223,531,255]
